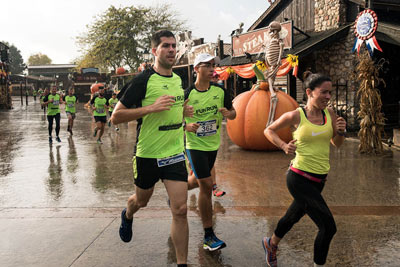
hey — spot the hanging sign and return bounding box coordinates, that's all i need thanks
[352,9,382,56]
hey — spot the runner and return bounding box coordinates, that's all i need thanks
[209,71,226,197]
[184,53,236,251]
[111,30,189,267]
[40,88,49,115]
[43,86,64,143]
[262,71,346,267]
[107,92,119,131]
[91,86,108,144]
[33,88,37,101]
[63,88,78,135]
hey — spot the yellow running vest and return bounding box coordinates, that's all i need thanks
[291,107,333,174]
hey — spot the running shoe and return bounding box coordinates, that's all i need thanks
[93,128,98,137]
[97,139,103,144]
[49,137,52,144]
[213,185,226,197]
[56,136,61,142]
[262,237,278,267]
[119,208,133,242]
[203,233,226,251]
[115,127,120,131]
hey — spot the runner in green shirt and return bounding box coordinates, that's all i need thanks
[111,30,189,267]
[63,88,78,135]
[90,86,108,144]
[184,53,236,251]
[107,92,119,131]
[40,88,49,115]
[43,86,64,143]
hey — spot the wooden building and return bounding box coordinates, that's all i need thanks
[0,42,11,109]
[220,0,400,132]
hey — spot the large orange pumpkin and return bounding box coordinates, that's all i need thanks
[116,67,126,75]
[227,66,298,150]
[90,83,104,94]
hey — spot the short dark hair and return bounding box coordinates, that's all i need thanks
[151,30,175,48]
[303,71,331,91]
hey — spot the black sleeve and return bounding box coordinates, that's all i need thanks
[90,95,97,105]
[119,70,151,108]
[223,87,233,110]
[62,96,66,101]
[211,82,232,110]
[43,95,49,102]
[184,84,195,100]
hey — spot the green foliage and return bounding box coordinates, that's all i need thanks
[1,41,25,74]
[28,53,52,66]
[76,4,187,71]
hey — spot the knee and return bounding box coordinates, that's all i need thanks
[321,218,337,238]
[171,203,188,218]
[128,196,148,209]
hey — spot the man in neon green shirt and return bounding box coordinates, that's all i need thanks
[184,53,236,251]
[43,86,64,143]
[111,30,189,267]
[107,92,119,131]
[63,88,78,135]
[90,86,108,144]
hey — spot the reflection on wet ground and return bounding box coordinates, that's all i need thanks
[1,97,400,266]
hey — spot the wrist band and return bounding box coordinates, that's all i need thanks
[337,131,346,136]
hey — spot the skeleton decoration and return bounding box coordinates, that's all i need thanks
[175,31,195,64]
[264,21,284,126]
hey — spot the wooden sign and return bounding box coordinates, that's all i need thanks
[232,20,293,57]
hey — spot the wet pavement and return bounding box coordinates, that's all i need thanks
[1,97,400,267]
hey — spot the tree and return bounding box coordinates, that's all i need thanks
[76,4,187,71]
[1,41,25,74]
[28,53,52,66]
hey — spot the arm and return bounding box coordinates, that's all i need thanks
[111,95,175,125]
[218,107,236,120]
[329,108,346,148]
[264,110,299,154]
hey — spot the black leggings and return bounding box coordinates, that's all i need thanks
[274,169,336,265]
[47,113,60,136]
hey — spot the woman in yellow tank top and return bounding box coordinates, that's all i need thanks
[261,71,346,267]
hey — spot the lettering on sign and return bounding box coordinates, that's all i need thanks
[232,20,292,57]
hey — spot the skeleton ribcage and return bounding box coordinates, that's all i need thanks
[265,39,281,79]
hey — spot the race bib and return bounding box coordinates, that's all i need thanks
[68,103,74,108]
[96,108,104,114]
[53,100,59,105]
[157,152,185,167]
[196,119,217,137]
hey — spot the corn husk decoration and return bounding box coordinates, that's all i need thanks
[356,51,386,154]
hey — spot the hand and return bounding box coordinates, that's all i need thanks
[218,107,230,117]
[185,123,200,133]
[183,99,194,117]
[336,117,346,135]
[150,95,175,113]
[283,139,297,155]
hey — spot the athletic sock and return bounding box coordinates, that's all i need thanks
[204,227,214,238]
[212,184,217,190]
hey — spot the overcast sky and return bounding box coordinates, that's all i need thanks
[1,0,269,64]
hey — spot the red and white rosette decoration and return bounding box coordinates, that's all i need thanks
[352,9,382,56]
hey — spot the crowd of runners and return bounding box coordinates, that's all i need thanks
[36,29,346,267]
[37,84,120,144]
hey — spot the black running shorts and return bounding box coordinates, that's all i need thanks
[94,116,107,123]
[132,155,188,189]
[186,149,218,179]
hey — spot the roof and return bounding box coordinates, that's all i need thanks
[219,23,353,66]
[28,64,77,69]
[248,0,293,31]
